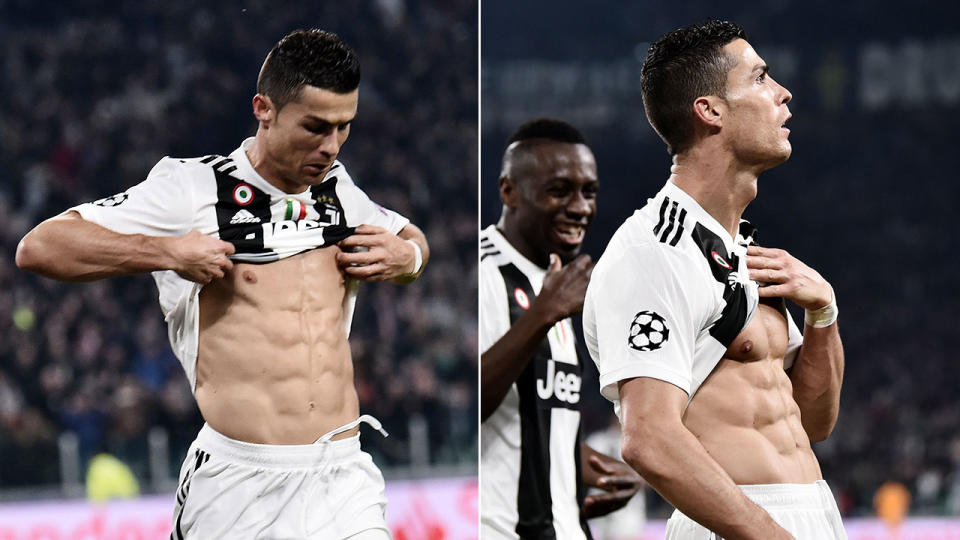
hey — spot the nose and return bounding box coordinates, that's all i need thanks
[566,190,593,219]
[777,78,792,105]
[318,132,341,159]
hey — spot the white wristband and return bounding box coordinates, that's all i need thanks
[405,239,423,275]
[805,290,838,328]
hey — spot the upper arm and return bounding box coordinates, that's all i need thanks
[587,243,703,402]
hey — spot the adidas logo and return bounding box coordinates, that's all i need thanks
[230,210,260,224]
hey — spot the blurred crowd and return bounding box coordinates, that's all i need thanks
[0,0,477,491]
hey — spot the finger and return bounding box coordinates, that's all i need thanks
[589,455,615,474]
[597,475,642,491]
[746,245,769,256]
[339,235,381,248]
[746,255,781,270]
[342,263,389,279]
[354,224,389,235]
[337,251,381,266]
[219,257,234,271]
[220,240,236,256]
[548,253,561,273]
[586,490,635,504]
[757,283,791,297]
[749,268,786,283]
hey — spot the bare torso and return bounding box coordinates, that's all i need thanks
[195,246,360,444]
[683,298,822,484]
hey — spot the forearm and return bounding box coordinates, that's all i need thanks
[480,304,554,421]
[16,212,174,281]
[394,223,429,282]
[622,424,785,540]
[789,322,844,441]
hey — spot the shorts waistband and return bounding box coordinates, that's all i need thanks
[738,480,835,510]
[196,419,375,469]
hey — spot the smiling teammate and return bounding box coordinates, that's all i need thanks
[584,21,846,539]
[16,29,428,539]
[481,118,641,539]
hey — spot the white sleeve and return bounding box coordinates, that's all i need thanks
[782,309,804,370]
[587,241,703,400]
[479,261,511,354]
[334,166,410,234]
[70,157,193,236]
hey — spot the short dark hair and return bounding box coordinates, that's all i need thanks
[641,20,747,155]
[257,29,361,111]
[506,117,587,147]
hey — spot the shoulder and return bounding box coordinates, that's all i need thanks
[146,154,229,184]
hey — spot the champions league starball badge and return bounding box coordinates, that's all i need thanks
[628,310,670,352]
[92,192,129,207]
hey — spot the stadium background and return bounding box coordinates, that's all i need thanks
[481,0,960,538]
[0,0,477,537]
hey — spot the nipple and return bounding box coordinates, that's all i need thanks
[242,270,257,284]
[741,340,753,354]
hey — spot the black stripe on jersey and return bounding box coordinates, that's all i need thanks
[500,263,555,539]
[214,170,273,259]
[668,208,688,246]
[480,250,500,261]
[211,157,231,170]
[221,165,237,175]
[652,197,670,235]
[498,263,590,540]
[308,176,356,245]
[199,155,217,164]
[573,425,591,536]
[691,223,749,347]
[658,200,679,243]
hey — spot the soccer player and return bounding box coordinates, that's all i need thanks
[16,30,428,539]
[584,20,845,539]
[480,118,642,539]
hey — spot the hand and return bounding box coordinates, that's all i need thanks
[534,253,593,322]
[165,231,235,284]
[582,455,644,519]
[336,225,417,281]
[746,246,832,310]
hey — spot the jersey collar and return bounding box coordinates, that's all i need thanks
[658,180,756,253]
[482,224,546,278]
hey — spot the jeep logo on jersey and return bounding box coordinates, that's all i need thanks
[93,192,129,207]
[514,287,530,309]
[233,184,254,206]
[711,250,732,269]
[536,359,581,405]
[629,310,670,352]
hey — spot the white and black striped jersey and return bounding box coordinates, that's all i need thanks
[584,180,802,414]
[480,225,591,540]
[71,137,408,391]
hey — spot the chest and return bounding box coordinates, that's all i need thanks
[723,298,791,363]
[203,247,346,312]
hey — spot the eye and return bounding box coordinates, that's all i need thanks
[337,122,352,132]
[756,72,767,83]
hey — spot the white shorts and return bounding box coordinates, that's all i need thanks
[170,421,390,540]
[665,481,847,540]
